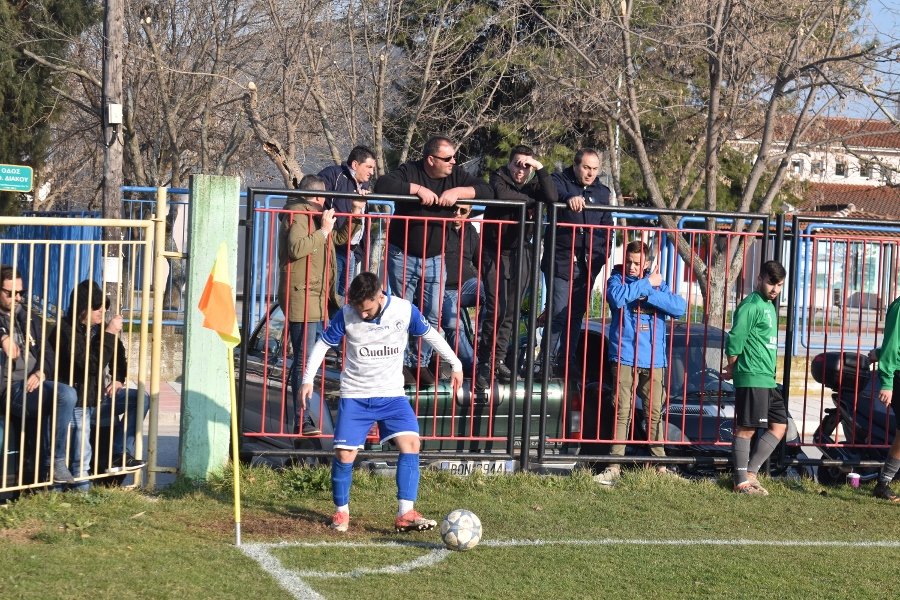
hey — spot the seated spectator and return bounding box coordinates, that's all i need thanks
[440,203,482,375]
[0,265,78,484]
[51,280,149,479]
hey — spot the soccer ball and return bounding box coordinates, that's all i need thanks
[440,509,482,551]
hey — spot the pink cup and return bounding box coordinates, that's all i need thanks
[847,472,861,488]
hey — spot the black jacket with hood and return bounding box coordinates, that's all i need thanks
[49,280,126,405]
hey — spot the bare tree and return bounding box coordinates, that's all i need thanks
[523,0,900,320]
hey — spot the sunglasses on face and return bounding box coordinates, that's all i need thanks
[431,154,456,163]
[0,288,25,298]
[454,207,471,215]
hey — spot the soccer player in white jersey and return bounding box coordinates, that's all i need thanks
[301,271,463,532]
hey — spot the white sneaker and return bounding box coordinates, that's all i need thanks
[592,465,621,486]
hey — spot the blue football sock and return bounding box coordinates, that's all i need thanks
[332,460,354,508]
[396,453,420,502]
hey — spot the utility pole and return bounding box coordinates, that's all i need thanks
[100,0,125,300]
[102,0,123,229]
[101,0,124,299]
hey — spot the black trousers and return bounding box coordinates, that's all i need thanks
[477,247,531,368]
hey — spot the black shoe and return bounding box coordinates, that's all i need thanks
[873,482,900,503]
[495,361,512,382]
[106,454,146,474]
[123,454,146,470]
[301,415,321,436]
[475,365,491,391]
[53,461,75,484]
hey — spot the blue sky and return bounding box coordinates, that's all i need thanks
[851,0,900,119]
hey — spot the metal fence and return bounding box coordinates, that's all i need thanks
[0,215,166,497]
[230,186,900,479]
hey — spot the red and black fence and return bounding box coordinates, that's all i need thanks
[237,187,900,475]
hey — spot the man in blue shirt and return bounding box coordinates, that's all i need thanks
[592,242,686,485]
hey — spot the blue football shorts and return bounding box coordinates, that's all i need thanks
[332,396,420,449]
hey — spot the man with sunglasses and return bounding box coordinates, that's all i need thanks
[0,265,78,484]
[476,145,557,390]
[374,136,493,385]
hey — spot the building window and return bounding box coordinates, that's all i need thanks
[791,159,803,175]
[860,162,874,178]
[811,161,823,175]
[835,161,847,177]
[884,168,895,184]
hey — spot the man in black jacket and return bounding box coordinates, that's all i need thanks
[0,265,78,484]
[476,145,557,390]
[374,136,494,384]
[318,145,377,299]
[540,148,613,378]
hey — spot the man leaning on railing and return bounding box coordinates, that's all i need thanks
[374,135,494,386]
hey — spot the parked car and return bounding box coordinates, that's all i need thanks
[237,303,567,464]
[574,321,810,475]
[809,351,896,485]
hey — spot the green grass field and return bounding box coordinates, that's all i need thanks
[2,466,900,599]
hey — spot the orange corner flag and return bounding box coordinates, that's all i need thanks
[198,242,241,348]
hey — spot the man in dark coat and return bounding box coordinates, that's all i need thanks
[540,148,613,377]
[476,145,557,390]
[374,136,494,385]
[318,145,377,299]
[0,265,78,484]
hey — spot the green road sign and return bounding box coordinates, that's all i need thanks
[0,164,34,193]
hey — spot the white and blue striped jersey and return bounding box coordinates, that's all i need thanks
[302,294,461,398]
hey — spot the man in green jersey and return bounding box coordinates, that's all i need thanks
[868,294,900,503]
[721,261,786,496]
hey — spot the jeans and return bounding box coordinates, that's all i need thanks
[96,388,151,456]
[542,270,591,374]
[335,249,357,299]
[386,244,445,368]
[67,404,92,491]
[288,320,323,430]
[442,277,482,373]
[8,380,77,467]
[63,389,149,489]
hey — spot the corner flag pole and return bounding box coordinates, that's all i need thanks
[197,241,243,546]
[229,351,242,546]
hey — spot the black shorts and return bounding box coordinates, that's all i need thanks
[735,387,787,428]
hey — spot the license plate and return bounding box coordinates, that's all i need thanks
[437,459,514,476]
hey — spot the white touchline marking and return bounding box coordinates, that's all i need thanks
[239,543,326,600]
[240,537,900,598]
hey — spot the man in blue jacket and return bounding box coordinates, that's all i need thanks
[593,241,686,485]
[539,148,613,378]
[318,146,377,299]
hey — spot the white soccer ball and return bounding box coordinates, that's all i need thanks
[440,509,482,551]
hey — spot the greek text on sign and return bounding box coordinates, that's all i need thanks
[0,164,34,193]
